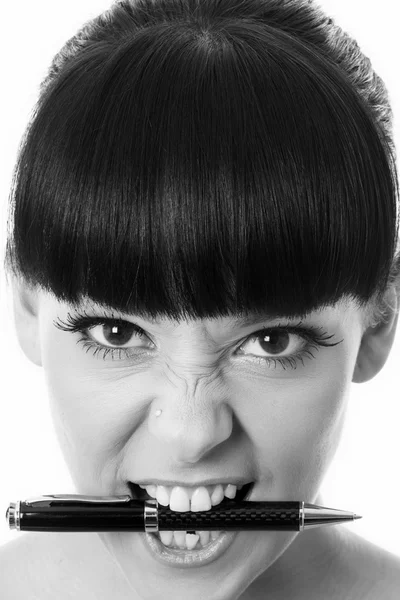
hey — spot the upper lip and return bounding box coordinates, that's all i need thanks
[129,478,254,488]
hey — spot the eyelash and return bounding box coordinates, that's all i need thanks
[53,310,342,371]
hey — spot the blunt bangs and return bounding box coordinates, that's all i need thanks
[4,3,399,323]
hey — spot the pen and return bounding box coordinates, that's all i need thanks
[5,495,362,532]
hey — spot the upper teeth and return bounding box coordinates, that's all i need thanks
[139,483,242,512]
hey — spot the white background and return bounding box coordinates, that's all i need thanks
[0,0,399,557]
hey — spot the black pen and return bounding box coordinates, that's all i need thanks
[5,494,362,532]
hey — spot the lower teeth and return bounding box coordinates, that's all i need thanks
[156,530,224,550]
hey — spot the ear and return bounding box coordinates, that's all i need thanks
[11,277,43,367]
[352,285,399,383]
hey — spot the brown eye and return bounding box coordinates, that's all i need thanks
[53,313,155,361]
[239,329,301,360]
[84,320,148,349]
[257,331,290,355]
[100,322,143,347]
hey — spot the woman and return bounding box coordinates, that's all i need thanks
[1,0,400,598]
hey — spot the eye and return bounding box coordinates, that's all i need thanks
[84,321,146,348]
[240,328,299,358]
[53,311,154,361]
[236,323,341,370]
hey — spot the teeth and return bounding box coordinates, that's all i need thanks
[185,532,200,550]
[146,484,157,497]
[169,487,191,512]
[140,482,240,510]
[173,530,187,549]
[199,530,210,546]
[156,485,171,507]
[156,529,223,550]
[141,481,248,549]
[224,484,237,499]
[210,484,224,505]
[159,530,174,546]
[189,487,211,512]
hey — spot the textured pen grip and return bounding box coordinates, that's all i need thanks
[158,500,301,531]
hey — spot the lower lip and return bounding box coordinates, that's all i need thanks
[141,529,239,568]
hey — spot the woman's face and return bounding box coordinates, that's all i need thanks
[32,291,366,598]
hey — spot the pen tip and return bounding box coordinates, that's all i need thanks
[353,514,362,520]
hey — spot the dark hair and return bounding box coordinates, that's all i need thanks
[4,0,400,328]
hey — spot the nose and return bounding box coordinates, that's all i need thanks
[148,373,234,464]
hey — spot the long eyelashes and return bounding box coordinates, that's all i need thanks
[238,322,341,370]
[53,309,145,336]
[53,311,342,370]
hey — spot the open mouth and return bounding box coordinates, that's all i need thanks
[127,481,255,553]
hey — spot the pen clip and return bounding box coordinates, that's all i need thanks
[24,494,132,506]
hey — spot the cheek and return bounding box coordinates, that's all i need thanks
[280,379,349,496]
[42,341,141,488]
[285,369,348,454]
[43,332,131,437]
[234,357,351,494]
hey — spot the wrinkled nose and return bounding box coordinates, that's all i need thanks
[148,373,234,464]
